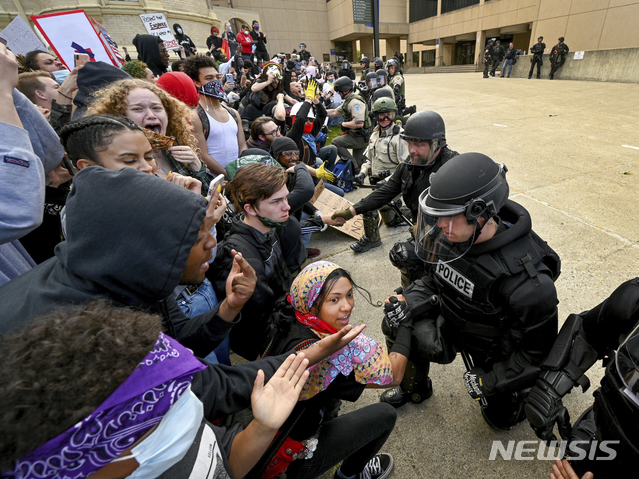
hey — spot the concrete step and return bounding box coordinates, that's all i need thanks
[408,64,481,74]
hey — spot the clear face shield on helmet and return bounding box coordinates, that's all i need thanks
[367,77,377,89]
[415,188,480,264]
[377,75,386,87]
[616,322,639,410]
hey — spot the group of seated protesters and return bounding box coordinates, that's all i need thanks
[1,35,407,479]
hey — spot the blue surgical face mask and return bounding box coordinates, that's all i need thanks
[111,386,203,477]
[53,69,70,85]
[177,28,183,34]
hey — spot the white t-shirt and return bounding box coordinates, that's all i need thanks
[205,108,239,168]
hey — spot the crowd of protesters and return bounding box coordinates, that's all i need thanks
[0,17,591,479]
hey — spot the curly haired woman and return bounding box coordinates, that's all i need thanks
[88,78,211,195]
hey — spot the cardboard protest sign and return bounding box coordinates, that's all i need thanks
[139,13,179,51]
[0,16,47,56]
[311,187,371,240]
[31,10,116,69]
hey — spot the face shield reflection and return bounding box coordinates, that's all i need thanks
[414,189,476,264]
[616,323,639,409]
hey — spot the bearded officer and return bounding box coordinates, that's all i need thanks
[332,110,459,285]
[348,97,409,253]
[378,153,561,432]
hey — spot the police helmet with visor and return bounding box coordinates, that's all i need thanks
[373,57,383,70]
[415,153,509,264]
[365,71,378,90]
[386,58,399,73]
[375,68,387,87]
[360,56,370,68]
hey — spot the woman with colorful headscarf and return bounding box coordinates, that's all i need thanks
[253,261,410,479]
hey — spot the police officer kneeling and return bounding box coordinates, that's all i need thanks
[380,153,561,431]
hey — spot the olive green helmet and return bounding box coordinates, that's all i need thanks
[372,97,398,114]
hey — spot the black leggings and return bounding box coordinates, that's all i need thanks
[285,403,397,479]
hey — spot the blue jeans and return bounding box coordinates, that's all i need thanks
[501,59,514,77]
[177,278,231,365]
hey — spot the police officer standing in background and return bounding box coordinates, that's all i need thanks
[378,154,561,432]
[529,36,546,79]
[490,40,505,77]
[347,97,409,253]
[331,111,458,281]
[386,58,404,104]
[483,38,495,78]
[360,56,371,81]
[549,37,570,80]
[526,278,639,477]
[327,77,370,174]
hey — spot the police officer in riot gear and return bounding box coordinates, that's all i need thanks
[525,278,639,477]
[529,36,546,79]
[386,58,404,102]
[375,69,394,101]
[483,38,495,78]
[549,37,569,80]
[338,59,356,80]
[327,76,371,174]
[379,153,560,430]
[331,111,458,274]
[373,57,384,71]
[348,97,409,253]
[360,56,371,81]
[490,40,505,77]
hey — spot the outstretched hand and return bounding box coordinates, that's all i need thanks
[302,323,366,365]
[550,459,593,479]
[252,353,309,430]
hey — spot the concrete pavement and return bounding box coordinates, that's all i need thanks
[307,72,639,479]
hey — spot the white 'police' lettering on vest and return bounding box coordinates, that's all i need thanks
[436,260,475,299]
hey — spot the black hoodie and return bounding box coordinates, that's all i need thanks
[0,167,236,356]
[173,23,196,57]
[133,33,167,77]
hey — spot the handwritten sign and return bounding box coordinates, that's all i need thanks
[312,187,380,240]
[574,51,584,60]
[139,13,179,51]
[0,15,47,56]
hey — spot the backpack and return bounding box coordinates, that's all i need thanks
[331,158,355,192]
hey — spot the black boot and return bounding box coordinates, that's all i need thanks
[350,211,381,253]
[380,361,433,407]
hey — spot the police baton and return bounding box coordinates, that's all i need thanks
[461,350,488,408]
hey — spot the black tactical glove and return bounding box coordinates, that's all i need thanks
[525,370,573,444]
[389,241,411,268]
[382,296,412,338]
[463,367,491,399]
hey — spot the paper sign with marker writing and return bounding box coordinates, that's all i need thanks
[0,16,47,56]
[139,13,179,51]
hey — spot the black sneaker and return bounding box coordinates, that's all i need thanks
[350,235,382,253]
[360,453,394,479]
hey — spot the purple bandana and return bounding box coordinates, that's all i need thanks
[7,333,207,479]
[198,79,229,102]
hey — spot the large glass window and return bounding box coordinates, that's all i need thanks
[334,41,353,62]
[409,0,437,22]
[441,0,480,15]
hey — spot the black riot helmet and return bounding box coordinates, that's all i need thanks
[386,57,399,74]
[375,68,387,87]
[360,56,370,68]
[365,71,378,90]
[342,59,351,70]
[400,110,446,163]
[373,57,383,70]
[334,76,354,94]
[372,88,393,102]
[415,153,509,264]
